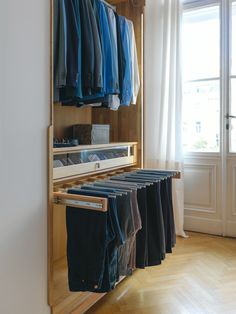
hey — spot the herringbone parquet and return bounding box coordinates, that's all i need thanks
[86,232,236,314]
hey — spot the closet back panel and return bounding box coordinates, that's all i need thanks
[54,105,91,139]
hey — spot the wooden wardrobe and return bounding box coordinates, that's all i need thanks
[48,0,146,313]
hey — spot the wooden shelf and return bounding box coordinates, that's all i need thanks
[53,142,138,181]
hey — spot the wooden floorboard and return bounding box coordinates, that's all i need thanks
[86,232,236,314]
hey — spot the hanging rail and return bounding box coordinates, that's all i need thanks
[127,168,181,179]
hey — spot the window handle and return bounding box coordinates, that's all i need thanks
[225,113,236,119]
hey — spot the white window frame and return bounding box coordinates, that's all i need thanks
[182,0,236,157]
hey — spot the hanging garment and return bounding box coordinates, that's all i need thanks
[63,0,80,87]
[115,12,126,101]
[79,0,95,95]
[124,171,176,253]
[135,187,148,268]
[95,0,118,95]
[54,0,67,102]
[66,186,139,292]
[59,0,83,102]
[105,10,128,111]
[65,169,177,293]
[54,0,140,108]
[113,176,165,266]
[112,174,166,268]
[106,6,120,94]
[102,179,149,268]
[66,200,109,292]
[67,189,119,292]
[89,182,142,275]
[118,188,142,275]
[117,16,132,106]
[54,0,67,87]
[87,0,103,93]
[127,20,140,104]
[81,186,136,243]
[136,170,176,250]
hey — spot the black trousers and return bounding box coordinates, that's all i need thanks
[146,182,165,266]
[135,187,148,268]
[66,189,118,293]
[66,205,108,292]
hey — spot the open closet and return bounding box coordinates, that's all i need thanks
[48,0,180,313]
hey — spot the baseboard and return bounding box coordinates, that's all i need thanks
[226,221,236,237]
[184,215,223,235]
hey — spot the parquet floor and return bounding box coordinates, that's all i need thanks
[86,232,236,314]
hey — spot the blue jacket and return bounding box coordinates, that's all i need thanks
[117,16,132,106]
[95,0,119,94]
[79,0,95,95]
[53,0,67,102]
[88,0,103,93]
[64,0,80,87]
[106,6,120,94]
[59,0,83,101]
[54,0,67,88]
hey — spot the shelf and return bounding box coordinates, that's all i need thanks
[53,142,138,182]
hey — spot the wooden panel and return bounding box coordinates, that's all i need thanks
[226,157,236,237]
[54,103,92,139]
[184,156,222,235]
[184,165,216,212]
[53,204,67,262]
[48,125,54,304]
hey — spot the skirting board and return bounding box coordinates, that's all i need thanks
[226,221,236,237]
[184,215,223,236]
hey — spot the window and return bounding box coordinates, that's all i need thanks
[182,5,220,152]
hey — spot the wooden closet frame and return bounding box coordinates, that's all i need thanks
[48,1,146,313]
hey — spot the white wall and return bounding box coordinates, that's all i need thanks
[0,0,50,313]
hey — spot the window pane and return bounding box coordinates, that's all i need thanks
[230,78,236,152]
[183,6,220,81]
[182,80,220,152]
[231,1,236,75]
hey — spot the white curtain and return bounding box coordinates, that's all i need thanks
[144,0,186,237]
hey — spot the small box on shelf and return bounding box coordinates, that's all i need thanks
[72,124,110,145]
